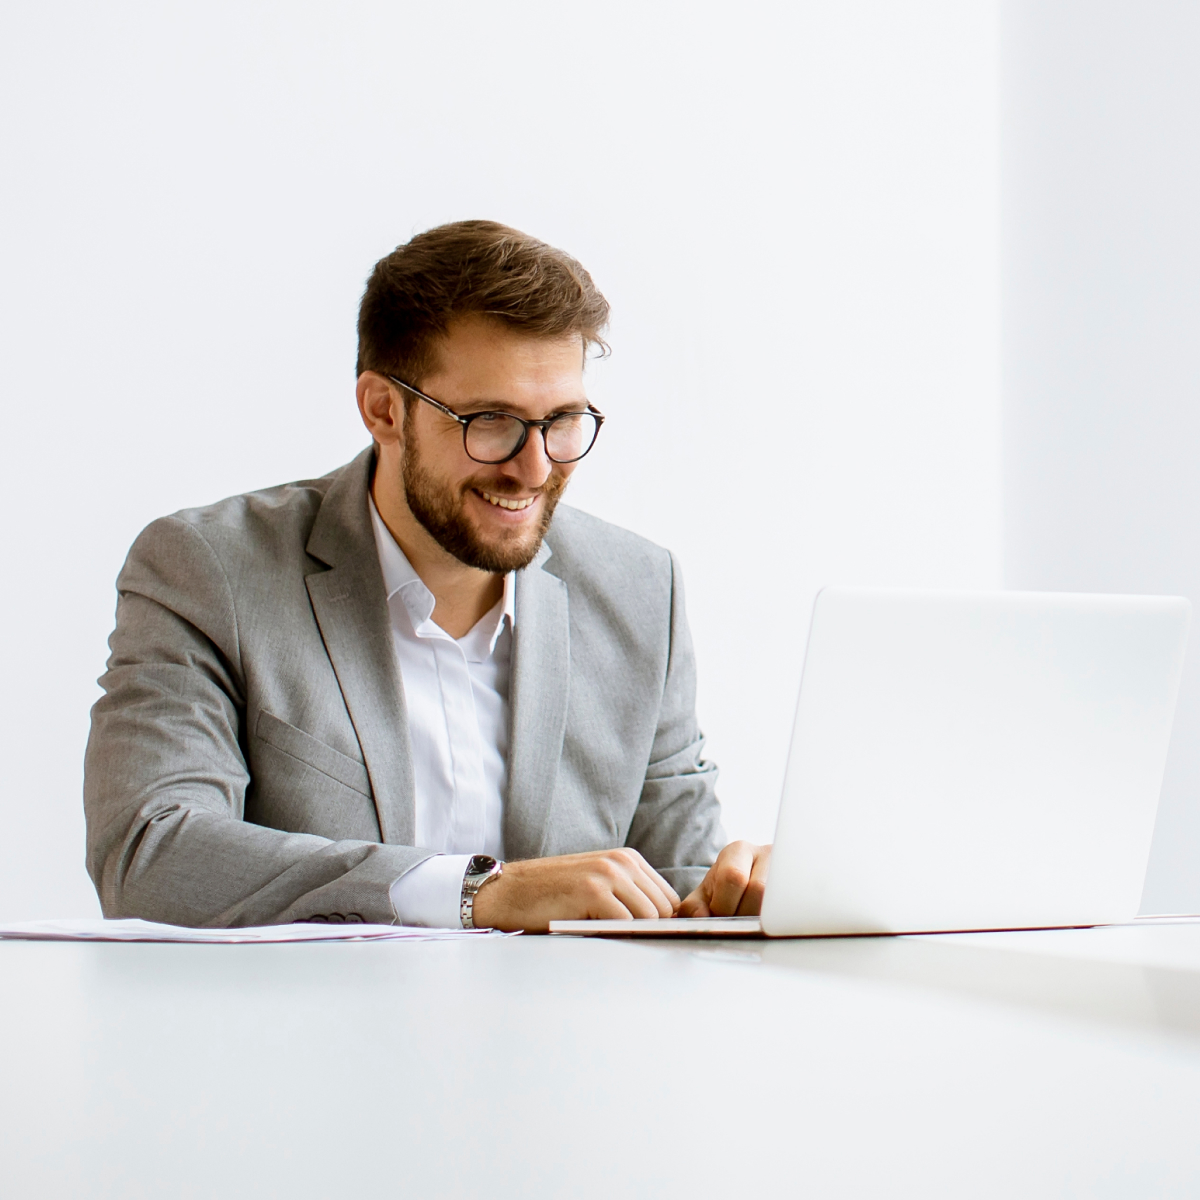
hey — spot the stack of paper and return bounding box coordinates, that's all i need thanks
[0,918,513,943]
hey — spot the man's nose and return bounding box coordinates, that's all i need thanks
[504,426,553,488]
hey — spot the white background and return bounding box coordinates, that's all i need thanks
[1003,1,1200,914]
[2,0,1000,919]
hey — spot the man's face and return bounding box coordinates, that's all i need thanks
[396,315,588,573]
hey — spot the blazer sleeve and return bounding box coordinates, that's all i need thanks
[83,517,429,927]
[623,552,726,896]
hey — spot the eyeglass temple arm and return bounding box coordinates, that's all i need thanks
[390,374,603,426]
[386,376,468,424]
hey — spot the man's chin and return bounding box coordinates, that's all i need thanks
[451,485,561,572]
[454,522,545,573]
[401,450,563,573]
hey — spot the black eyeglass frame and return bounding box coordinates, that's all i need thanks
[387,375,605,465]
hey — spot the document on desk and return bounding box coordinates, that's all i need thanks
[0,919,514,943]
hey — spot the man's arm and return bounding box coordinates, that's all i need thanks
[84,518,428,927]
[475,548,728,932]
[622,551,726,896]
[625,550,774,916]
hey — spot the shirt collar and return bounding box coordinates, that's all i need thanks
[369,496,516,653]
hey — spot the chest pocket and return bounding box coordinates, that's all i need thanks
[254,711,372,797]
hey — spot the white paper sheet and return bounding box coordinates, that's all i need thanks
[0,918,513,944]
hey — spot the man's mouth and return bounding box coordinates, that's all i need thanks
[476,489,538,512]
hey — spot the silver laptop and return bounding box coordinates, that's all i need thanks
[550,586,1190,938]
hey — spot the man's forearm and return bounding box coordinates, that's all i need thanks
[88,796,431,926]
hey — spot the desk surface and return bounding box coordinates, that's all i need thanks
[3,923,1200,1199]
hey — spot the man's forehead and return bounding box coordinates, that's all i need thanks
[422,316,586,396]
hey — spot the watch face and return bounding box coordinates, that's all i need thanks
[467,855,498,876]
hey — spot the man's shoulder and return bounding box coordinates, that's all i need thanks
[168,470,334,544]
[543,504,674,586]
[127,452,366,576]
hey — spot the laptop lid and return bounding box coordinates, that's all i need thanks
[760,587,1190,937]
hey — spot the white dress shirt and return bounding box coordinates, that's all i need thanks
[369,499,515,927]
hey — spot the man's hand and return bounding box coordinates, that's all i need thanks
[677,841,772,917]
[471,848,681,932]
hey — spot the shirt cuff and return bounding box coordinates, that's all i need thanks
[388,854,473,929]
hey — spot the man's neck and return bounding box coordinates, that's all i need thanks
[371,469,504,640]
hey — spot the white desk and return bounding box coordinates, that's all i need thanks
[2,923,1199,1198]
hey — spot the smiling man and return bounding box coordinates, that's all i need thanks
[84,220,768,930]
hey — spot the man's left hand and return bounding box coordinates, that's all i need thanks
[677,841,772,917]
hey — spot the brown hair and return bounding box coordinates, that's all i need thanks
[356,220,610,384]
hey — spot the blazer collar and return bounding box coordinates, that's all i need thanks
[304,446,416,844]
[504,536,570,860]
[306,445,377,568]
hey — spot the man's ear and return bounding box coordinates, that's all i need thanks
[356,372,403,446]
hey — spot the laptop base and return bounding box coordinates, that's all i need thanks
[549,917,763,936]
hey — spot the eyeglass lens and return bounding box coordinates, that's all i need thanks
[465,411,600,464]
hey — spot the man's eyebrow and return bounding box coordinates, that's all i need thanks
[458,398,591,416]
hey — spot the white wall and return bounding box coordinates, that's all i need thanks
[1002,0,1200,912]
[0,2,1001,919]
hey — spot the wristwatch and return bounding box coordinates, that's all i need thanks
[460,854,504,929]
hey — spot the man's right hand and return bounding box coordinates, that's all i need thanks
[471,848,680,932]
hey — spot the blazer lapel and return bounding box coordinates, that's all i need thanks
[504,543,571,859]
[305,447,415,845]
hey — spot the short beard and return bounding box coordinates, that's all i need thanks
[400,426,567,573]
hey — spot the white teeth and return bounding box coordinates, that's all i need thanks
[480,491,536,511]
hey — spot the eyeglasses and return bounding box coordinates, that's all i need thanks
[387,376,605,465]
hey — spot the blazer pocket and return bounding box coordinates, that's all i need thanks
[254,711,372,797]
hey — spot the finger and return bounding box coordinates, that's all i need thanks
[677,889,712,918]
[709,841,757,916]
[627,852,681,909]
[608,871,664,919]
[613,849,679,917]
[587,890,635,921]
[662,873,682,907]
[735,846,771,916]
[678,866,717,917]
[626,861,678,918]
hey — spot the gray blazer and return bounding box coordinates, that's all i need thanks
[84,447,724,926]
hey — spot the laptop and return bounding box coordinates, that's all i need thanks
[550,586,1190,938]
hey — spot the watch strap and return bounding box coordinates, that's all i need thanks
[460,858,503,929]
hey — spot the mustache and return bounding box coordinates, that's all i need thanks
[462,475,566,499]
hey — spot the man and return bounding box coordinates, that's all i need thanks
[84,220,770,930]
